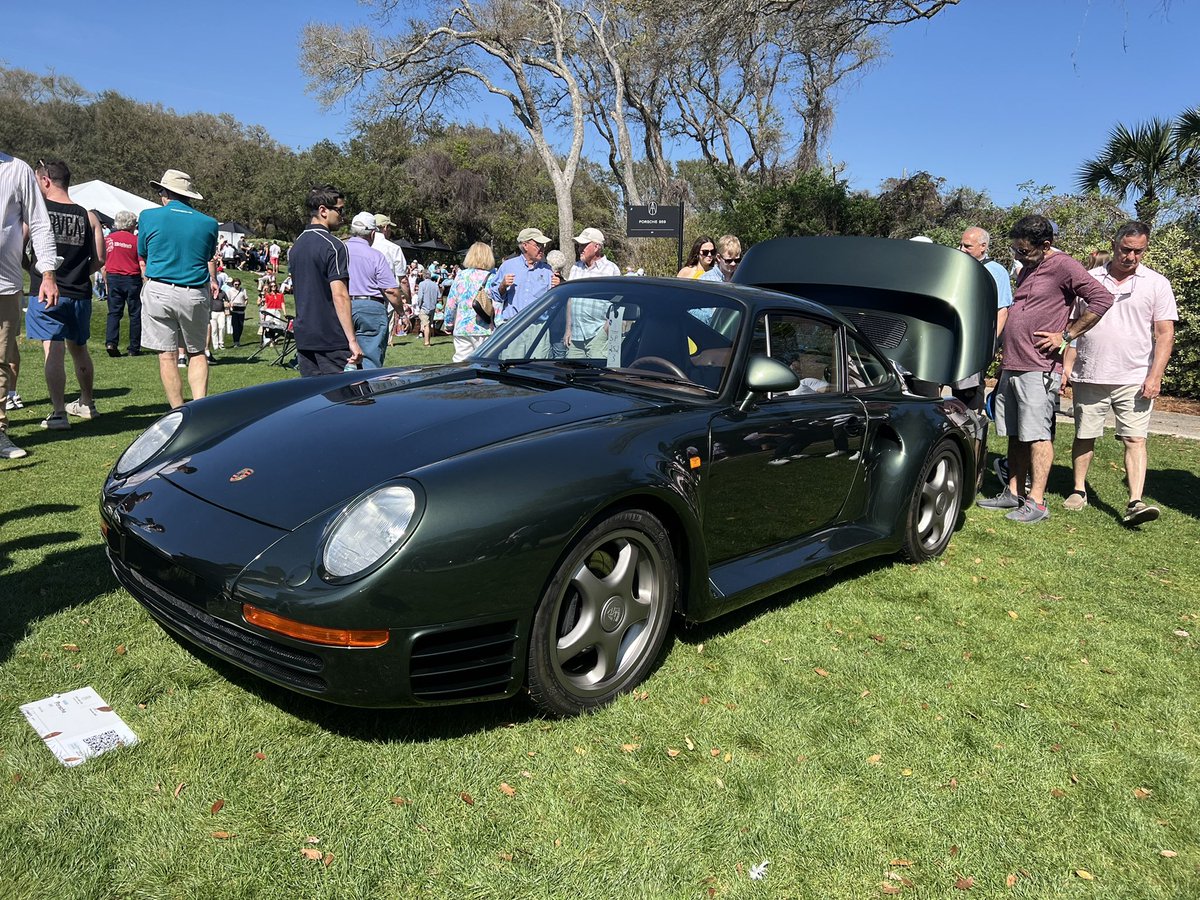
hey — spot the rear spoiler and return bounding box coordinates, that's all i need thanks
[735,236,998,386]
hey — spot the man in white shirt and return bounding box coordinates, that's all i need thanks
[372,214,412,340]
[1064,221,1177,525]
[564,227,621,358]
[0,151,60,459]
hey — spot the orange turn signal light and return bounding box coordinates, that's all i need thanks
[242,604,389,648]
[688,456,702,469]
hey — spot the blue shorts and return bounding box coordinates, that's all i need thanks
[25,295,92,344]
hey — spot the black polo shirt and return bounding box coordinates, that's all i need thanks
[288,224,350,352]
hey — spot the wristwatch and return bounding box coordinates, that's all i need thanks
[1061,328,1072,343]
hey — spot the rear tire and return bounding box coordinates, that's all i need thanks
[902,439,963,562]
[527,509,677,717]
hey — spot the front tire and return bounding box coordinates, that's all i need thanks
[527,509,677,717]
[902,440,963,562]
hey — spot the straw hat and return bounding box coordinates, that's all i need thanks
[150,169,203,200]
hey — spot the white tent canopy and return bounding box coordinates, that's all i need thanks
[71,180,157,221]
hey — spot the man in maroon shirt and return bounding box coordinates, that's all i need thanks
[978,215,1113,523]
[104,210,143,356]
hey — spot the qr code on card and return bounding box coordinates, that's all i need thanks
[80,730,126,756]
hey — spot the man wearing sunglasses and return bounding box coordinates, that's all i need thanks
[978,214,1112,524]
[290,185,362,376]
[700,235,743,283]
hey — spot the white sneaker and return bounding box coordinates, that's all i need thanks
[41,411,71,431]
[65,400,99,420]
[0,430,27,459]
[5,392,23,410]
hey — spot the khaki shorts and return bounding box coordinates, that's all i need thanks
[1072,382,1153,439]
[141,280,210,354]
[0,293,20,429]
[418,311,431,328]
[995,369,1060,442]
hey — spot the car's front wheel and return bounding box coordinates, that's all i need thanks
[527,509,677,717]
[902,439,963,562]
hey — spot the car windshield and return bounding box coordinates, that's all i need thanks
[474,280,745,396]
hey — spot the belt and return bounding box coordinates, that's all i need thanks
[150,278,208,289]
[350,295,386,303]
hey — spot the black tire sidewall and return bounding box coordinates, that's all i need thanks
[526,509,677,716]
[902,439,964,563]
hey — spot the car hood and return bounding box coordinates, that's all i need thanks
[735,236,998,386]
[158,367,655,529]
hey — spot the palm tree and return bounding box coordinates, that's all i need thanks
[1076,119,1179,223]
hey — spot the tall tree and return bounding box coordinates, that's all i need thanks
[1076,111,1200,224]
[301,0,588,254]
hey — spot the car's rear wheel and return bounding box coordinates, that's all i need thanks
[902,439,963,562]
[527,509,677,717]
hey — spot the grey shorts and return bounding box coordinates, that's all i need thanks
[995,369,1060,442]
[1072,382,1153,439]
[141,280,210,354]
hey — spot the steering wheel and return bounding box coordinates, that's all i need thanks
[628,356,688,380]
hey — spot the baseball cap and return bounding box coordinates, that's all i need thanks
[374,214,395,229]
[574,227,605,245]
[350,212,377,231]
[518,227,551,245]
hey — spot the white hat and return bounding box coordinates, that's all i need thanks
[909,235,934,243]
[517,227,551,245]
[350,212,377,233]
[150,169,203,200]
[574,227,605,245]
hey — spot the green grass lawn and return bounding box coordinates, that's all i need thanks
[2,299,1198,898]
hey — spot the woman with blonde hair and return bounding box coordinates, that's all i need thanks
[445,242,499,362]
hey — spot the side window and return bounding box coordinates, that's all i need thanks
[752,313,838,398]
[845,335,891,389]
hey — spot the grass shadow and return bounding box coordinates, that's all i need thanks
[1149,466,1200,520]
[0,507,112,663]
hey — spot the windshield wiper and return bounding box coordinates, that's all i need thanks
[493,357,541,371]
[608,369,718,395]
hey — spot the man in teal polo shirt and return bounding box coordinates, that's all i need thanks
[138,169,219,408]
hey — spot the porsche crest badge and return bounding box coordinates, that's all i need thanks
[229,468,254,483]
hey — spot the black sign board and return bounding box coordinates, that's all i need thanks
[626,203,682,239]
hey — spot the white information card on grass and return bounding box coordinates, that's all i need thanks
[20,686,139,767]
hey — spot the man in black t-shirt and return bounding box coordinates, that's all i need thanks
[25,160,105,430]
[288,185,361,376]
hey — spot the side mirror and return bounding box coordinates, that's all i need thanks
[739,355,799,411]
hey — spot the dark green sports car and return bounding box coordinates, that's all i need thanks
[101,237,996,716]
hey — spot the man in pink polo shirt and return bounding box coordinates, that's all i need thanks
[1063,221,1176,525]
[977,215,1113,524]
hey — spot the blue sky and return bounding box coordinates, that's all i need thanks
[3,0,1196,207]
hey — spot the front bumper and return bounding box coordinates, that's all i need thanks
[101,478,526,708]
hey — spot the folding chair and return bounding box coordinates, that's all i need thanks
[248,315,295,366]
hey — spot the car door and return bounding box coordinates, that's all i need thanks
[703,312,867,565]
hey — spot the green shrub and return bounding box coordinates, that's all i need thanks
[1146,224,1200,400]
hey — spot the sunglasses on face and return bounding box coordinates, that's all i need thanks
[699,248,715,256]
[719,255,741,265]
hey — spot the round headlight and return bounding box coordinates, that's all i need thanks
[322,485,417,580]
[116,410,184,475]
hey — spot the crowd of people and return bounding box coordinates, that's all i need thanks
[0,157,1180,532]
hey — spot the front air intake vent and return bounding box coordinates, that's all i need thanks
[410,620,519,701]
